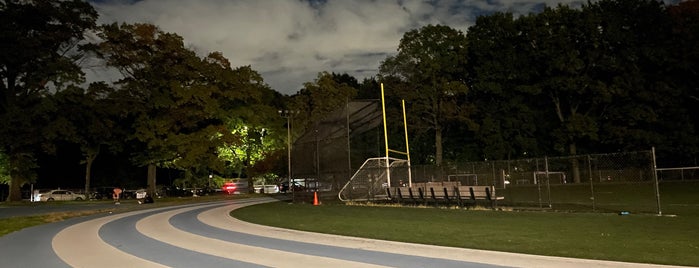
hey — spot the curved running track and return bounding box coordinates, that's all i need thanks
[0,197,684,267]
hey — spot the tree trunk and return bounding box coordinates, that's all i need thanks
[83,151,98,195]
[569,143,581,183]
[147,164,157,194]
[435,126,443,167]
[7,176,22,202]
[7,152,26,202]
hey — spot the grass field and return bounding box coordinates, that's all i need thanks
[232,201,699,267]
[500,180,699,215]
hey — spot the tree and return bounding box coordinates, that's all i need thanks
[0,0,98,201]
[290,72,358,133]
[92,23,256,194]
[467,0,688,180]
[379,24,474,166]
[216,65,284,192]
[577,0,681,156]
[48,82,121,194]
[466,12,544,161]
[663,0,699,165]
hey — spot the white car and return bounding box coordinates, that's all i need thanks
[34,190,87,201]
[253,184,280,194]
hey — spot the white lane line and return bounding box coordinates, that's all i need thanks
[199,204,683,268]
[52,210,168,268]
[135,200,389,268]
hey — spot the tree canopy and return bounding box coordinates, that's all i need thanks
[0,0,98,201]
[91,23,279,193]
[1,0,697,198]
[379,24,475,166]
[464,0,696,167]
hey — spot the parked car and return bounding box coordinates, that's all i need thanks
[185,187,214,196]
[253,184,280,194]
[158,186,194,197]
[279,181,305,193]
[34,189,86,201]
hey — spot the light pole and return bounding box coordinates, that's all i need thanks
[278,110,296,199]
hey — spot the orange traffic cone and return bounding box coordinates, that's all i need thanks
[313,191,319,206]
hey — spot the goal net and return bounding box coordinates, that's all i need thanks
[338,157,409,202]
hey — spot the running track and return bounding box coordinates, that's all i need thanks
[0,197,685,267]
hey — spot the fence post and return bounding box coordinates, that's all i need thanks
[588,155,596,212]
[537,158,542,208]
[491,162,496,187]
[652,147,662,216]
[545,156,552,208]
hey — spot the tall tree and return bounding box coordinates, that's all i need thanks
[517,5,606,159]
[93,23,255,194]
[0,0,97,201]
[216,65,283,192]
[467,0,685,180]
[48,82,120,194]
[580,0,680,155]
[664,0,699,165]
[467,12,543,160]
[379,24,474,166]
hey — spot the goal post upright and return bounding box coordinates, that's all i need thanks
[402,99,412,187]
[380,83,412,188]
[380,83,391,187]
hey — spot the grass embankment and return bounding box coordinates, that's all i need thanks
[0,211,95,237]
[232,202,699,267]
[0,194,252,237]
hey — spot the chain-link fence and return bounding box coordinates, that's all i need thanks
[333,150,686,214]
[407,151,699,215]
[289,101,694,214]
[418,151,661,213]
[290,100,383,197]
[657,167,699,181]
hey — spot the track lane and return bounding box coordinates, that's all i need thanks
[137,200,388,268]
[100,204,261,267]
[52,209,169,268]
[187,203,502,268]
[31,197,689,268]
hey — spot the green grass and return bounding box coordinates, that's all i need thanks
[0,215,55,237]
[232,202,699,267]
[501,180,699,215]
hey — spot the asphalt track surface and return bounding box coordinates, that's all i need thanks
[0,197,688,268]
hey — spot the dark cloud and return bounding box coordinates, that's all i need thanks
[89,0,619,95]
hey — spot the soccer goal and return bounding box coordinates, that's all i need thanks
[533,171,567,184]
[338,157,410,202]
[447,174,479,186]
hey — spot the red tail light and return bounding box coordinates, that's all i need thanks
[222,183,236,193]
